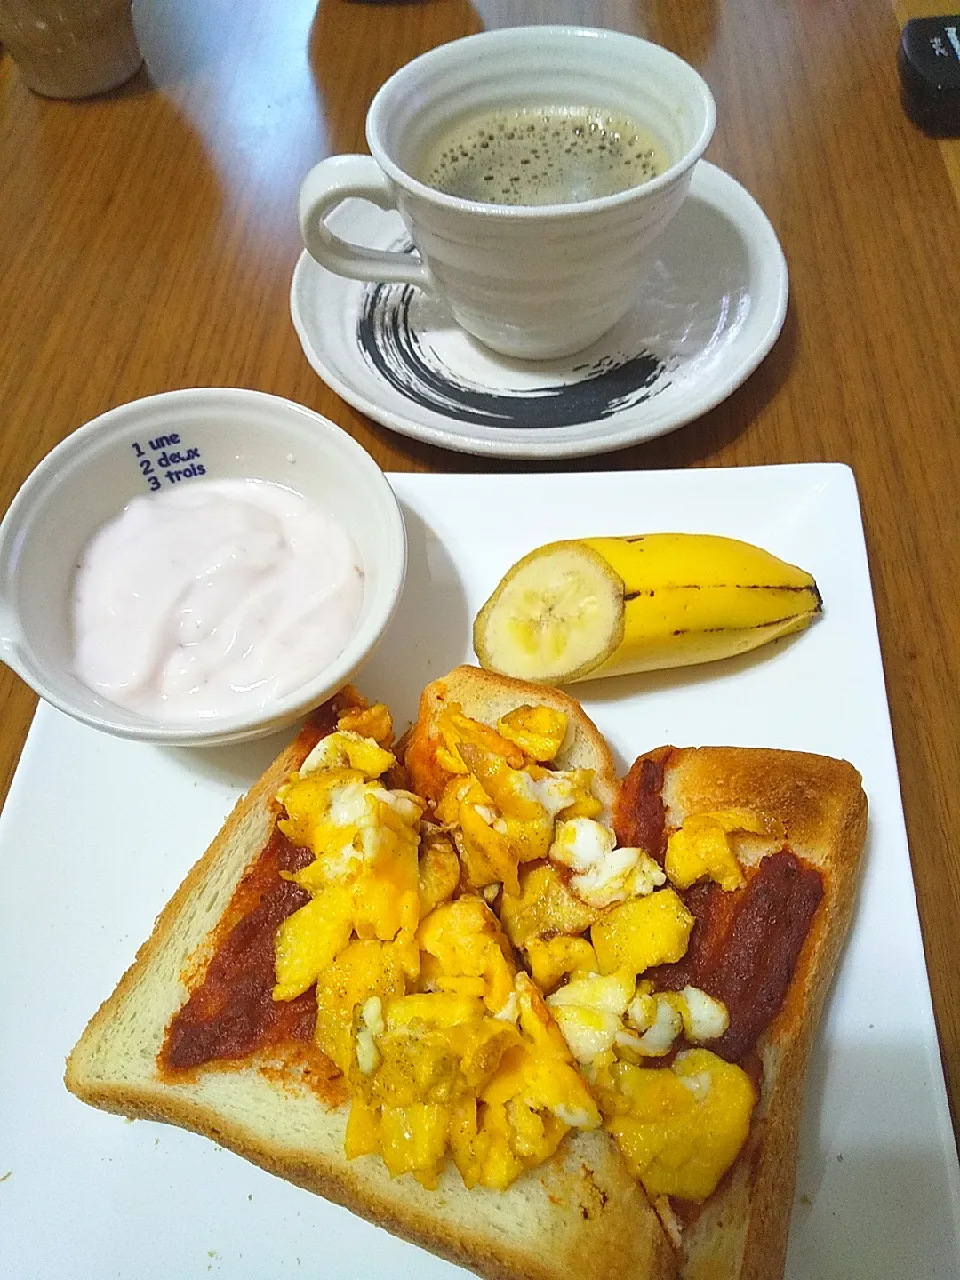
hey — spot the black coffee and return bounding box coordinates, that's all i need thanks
[416,106,668,206]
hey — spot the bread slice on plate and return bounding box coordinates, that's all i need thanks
[65,680,674,1280]
[66,670,867,1280]
[402,664,619,820]
[615,745,868,1279]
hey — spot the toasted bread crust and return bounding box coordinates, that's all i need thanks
[65,1078,675,1280]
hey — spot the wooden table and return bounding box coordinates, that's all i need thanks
[2,0,959,1139]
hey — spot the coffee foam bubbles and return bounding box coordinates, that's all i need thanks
[416,105,669,207]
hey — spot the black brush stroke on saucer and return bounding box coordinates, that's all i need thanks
[356,279,668,431]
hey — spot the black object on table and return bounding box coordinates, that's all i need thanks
[899,16,960,136]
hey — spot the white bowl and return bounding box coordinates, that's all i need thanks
[0,389,407,746]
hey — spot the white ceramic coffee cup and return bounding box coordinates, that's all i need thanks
[299,26,715,360]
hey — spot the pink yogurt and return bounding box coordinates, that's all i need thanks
[73,478,364,721]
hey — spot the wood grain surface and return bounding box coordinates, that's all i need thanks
[2,0,959,1150]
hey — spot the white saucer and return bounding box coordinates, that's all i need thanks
[290,162,788,459]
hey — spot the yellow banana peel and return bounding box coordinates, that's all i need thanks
[473,533,822,684]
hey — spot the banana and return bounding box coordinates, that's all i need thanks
[473,534,822,684]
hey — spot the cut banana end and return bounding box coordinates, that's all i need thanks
[473,542,625,684]
[473,534,823,685]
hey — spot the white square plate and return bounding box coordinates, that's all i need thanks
[1,465,958,1279]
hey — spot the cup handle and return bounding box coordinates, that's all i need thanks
[299,155,431,288]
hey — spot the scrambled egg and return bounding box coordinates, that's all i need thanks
[546,970,635,1065]
[272,753,423,1001]
[526,933,599,994]
[597,1050,756,1200]
[665,809,768,892]
[551,818,665,908]
[500,862,601,951]
[270,702,601,1192]
[272,710,422,1003]
[537,939,751,1200]
[268,699,763,1206]
[345,921,600,1190]
[591,888,694,976]
[430,703,603,897]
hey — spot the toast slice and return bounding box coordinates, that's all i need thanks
[406,678,867,1276]
[65,683,675,1280]
[402,664,619,821]
[614,746,868,1279]
[65,670,866,1280]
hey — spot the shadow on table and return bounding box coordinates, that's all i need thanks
[307,0,484,154]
